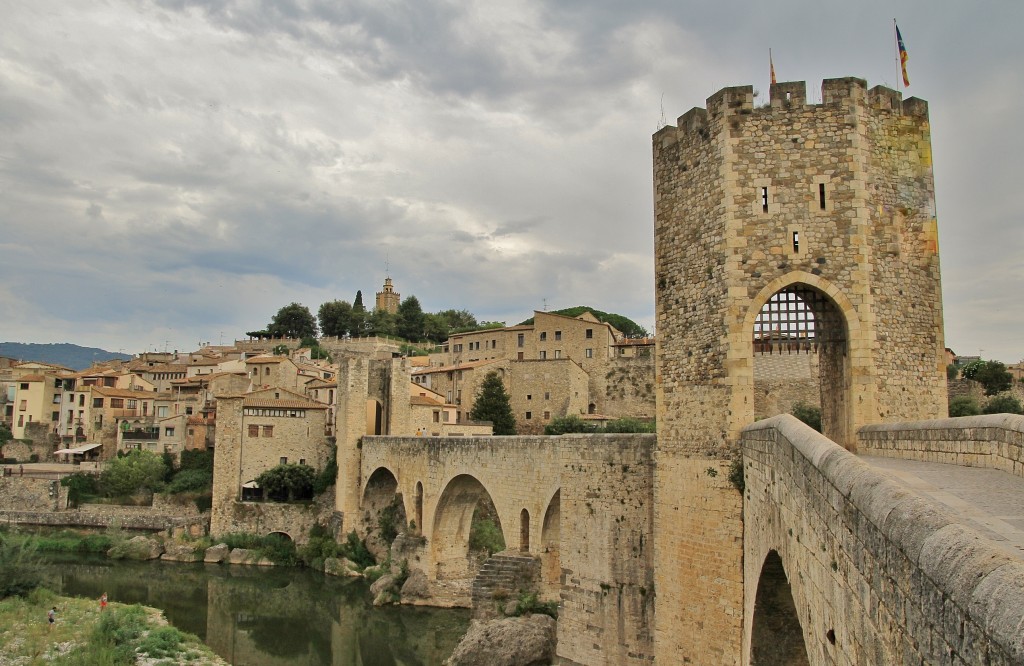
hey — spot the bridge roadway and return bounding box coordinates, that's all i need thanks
[860,455,1024,560]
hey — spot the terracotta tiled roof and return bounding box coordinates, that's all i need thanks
[246,355,287,364]
[304,378,337,388]
[16,374,45,382]
[411,395,444,406]
[241,398,326,410]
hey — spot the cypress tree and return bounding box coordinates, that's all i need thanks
[470,371,516,435]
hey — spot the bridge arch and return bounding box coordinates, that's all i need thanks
[739,271,869,448]
[266,531,293,543]
[519,509,530,552]
[749,550,809,666]
[431,474,504,587]
[361,466,406,542]
[539,488,561,599]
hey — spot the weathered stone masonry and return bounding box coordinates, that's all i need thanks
[651,78,947,663]
[742,415,1024,665]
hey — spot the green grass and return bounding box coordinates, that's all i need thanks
[0,588,224,665]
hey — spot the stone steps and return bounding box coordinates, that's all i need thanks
[471,552,541,617]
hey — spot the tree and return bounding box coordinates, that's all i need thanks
[972,361,1013,396]
[255,463,316,502]
[946,364,959,381]
[100,450,169,497]
[318,300,355,338]
[423,313,451,344]
[267,303,318,339]
[353,290,365,312]
[396,296,425,341]
[470,371,516,435]
[365,309,397,337]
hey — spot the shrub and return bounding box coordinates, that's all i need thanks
[178,449,214,473]
[339,531,375,569]
[728,456,745,494]
[791,402,822,432]
[137,626,185,659]
[602,417,656,433]
[61,472,100,507]
[544,415,597,435]
[377,496,405,544]
[166,469,212,494]
[509,591,558,618]
[982,395,1024,415]
[948,396,980,417]
[0,534,41,598]
[469,518,505,556]
[313,446,337,495]
[193,495,213,512]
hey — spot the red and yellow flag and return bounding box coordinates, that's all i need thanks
[770,50,777,85]
[896,23,909,86]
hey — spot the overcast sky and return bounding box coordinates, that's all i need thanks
[2,1,1021,362]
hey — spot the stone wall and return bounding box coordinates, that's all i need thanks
[742,414,1024,665]
[753,351,821,419]
[556,434,655,666]
[858,414,1024,477]
[509,359,590,434]
[599,356,656,419]
[0,475,63,511]
[210,498,330,544]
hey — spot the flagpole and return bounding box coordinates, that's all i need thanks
[893,19,900,96]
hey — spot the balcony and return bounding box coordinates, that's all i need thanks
[121,430,160,441]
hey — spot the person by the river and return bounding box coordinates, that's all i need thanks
[100,592,108,611]
[48,606,56,630]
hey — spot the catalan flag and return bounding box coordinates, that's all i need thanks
[896,22,909,86]
[770,49,776,85]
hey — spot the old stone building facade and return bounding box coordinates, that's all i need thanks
[650,78,947,662]
[422,310,655,429]
[210,388,331,537]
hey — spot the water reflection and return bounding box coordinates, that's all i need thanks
[37,557,469,665]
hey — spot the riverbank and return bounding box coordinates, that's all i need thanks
[0,588,225,665]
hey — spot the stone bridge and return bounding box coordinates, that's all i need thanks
[357,435,562,605]
[741,414,1024,665]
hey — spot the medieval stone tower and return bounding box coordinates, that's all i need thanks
[375,277,400,314]
[651,78,947,662]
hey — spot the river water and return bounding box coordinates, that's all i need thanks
[35,556,471,665]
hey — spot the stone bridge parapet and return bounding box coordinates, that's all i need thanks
[858,414,1024,478]
[742,414,1024,665]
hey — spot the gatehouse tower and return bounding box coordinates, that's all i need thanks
[651,77,947,662]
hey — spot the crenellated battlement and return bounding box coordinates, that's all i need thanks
[659,77,928,143]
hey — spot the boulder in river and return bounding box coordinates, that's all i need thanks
[446,614,556,666]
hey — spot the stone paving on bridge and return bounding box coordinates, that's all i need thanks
[861,455,1024,559]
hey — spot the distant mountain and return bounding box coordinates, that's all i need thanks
[0,343,132,371]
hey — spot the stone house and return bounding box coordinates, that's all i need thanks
[210,388,331,536]
[245,355,302,391]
